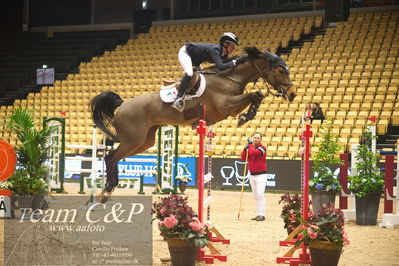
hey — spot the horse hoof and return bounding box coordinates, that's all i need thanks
[237,114,246,127]
[99,195,109,204]
[255,91,265,99]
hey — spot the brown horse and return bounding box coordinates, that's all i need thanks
[90,47,295,193]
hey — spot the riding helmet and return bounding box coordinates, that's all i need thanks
[220,32,239,46]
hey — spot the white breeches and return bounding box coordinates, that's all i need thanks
[178,45,193,77]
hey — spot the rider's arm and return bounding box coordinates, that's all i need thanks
[209,46,236,71]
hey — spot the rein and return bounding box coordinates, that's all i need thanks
[199,70,242,84]
[200,58,290,98]
[249,60,283,98]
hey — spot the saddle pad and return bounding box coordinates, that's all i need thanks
[160,73,206,103]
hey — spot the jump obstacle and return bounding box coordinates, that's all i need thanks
[44,118,179,198]
[196,119,230,264]
[276,124,312,265]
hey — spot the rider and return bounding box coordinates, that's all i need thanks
[172,32,244,112]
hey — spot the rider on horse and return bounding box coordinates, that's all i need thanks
[172,32,244,112]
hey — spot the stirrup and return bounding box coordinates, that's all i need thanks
[172,97,185,112]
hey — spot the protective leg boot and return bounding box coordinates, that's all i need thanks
[172,74,191,112]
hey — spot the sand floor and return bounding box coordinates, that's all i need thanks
[1,184,398,266]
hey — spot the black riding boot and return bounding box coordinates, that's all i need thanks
[172,74,191,112]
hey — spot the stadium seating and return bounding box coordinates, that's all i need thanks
[0,11,398,158]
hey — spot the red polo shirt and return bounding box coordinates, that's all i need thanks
[241,143,267,175]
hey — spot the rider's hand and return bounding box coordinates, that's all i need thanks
[235,56,247,64]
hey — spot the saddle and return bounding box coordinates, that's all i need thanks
[163,72,201,95]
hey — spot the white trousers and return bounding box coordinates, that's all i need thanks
[249,173,267,216]
[178,45,193,77]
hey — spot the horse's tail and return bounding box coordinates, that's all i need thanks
[90,91,123,142]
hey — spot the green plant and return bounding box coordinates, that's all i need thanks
[6,109,57,180]
[279,193,302,232]
[152,195,210,247]
[8,169,48,195]
[349,126,384,197]
[310,121,343,192]
[296,203,350,248]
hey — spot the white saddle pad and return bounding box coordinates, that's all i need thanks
[160,73,206,103]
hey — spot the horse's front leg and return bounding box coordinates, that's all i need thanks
[218,91,264,126]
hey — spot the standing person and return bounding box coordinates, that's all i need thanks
[240,133,267,221]
[310,102,325,124]
[301,103,312,124]
[172,32,244,112]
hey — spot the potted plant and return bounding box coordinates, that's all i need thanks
[349,126,384,225]
[152,194,211,266]
[310,121,343,214]
[175,175,192,194]
[278,193,303,236]
[6,109,56,211]
[8,169,48,207]
[175,163,192,194]
[296,203,350,266]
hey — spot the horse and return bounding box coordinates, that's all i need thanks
[90,47,295,194]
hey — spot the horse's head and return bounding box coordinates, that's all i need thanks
[244,47,296,102]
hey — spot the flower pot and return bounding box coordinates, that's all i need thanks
[309,241,342,266]
[17,195,34,209]
[32,193,45,210]
[178,182,187,194]
[355,191,381,226]
[311,190,336,215]
[166,238,199,266]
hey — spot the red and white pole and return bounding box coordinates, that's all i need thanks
[196,119,207,223]
[301,124,312,258]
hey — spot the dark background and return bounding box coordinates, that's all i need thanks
[2,0,379,34]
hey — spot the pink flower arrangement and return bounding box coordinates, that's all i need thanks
[297,203,349,248]
[164,215,178,229]
[279,193,303,232]
[152,195,210,247]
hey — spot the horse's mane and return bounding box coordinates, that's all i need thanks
[244,46,286,65]
[244,47,264,59]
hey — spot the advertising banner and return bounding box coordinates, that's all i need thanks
[209,158,302,191]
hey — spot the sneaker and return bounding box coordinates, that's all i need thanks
[251,215,260,220]
[171,98,185,112]
[255,216,265,221]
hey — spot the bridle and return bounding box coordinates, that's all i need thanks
[201,54,293,100]
[250,58,293,101]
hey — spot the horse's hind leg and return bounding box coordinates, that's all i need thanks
[104,150,119,192]
[104,141,139,193]
[104,126,159,193]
